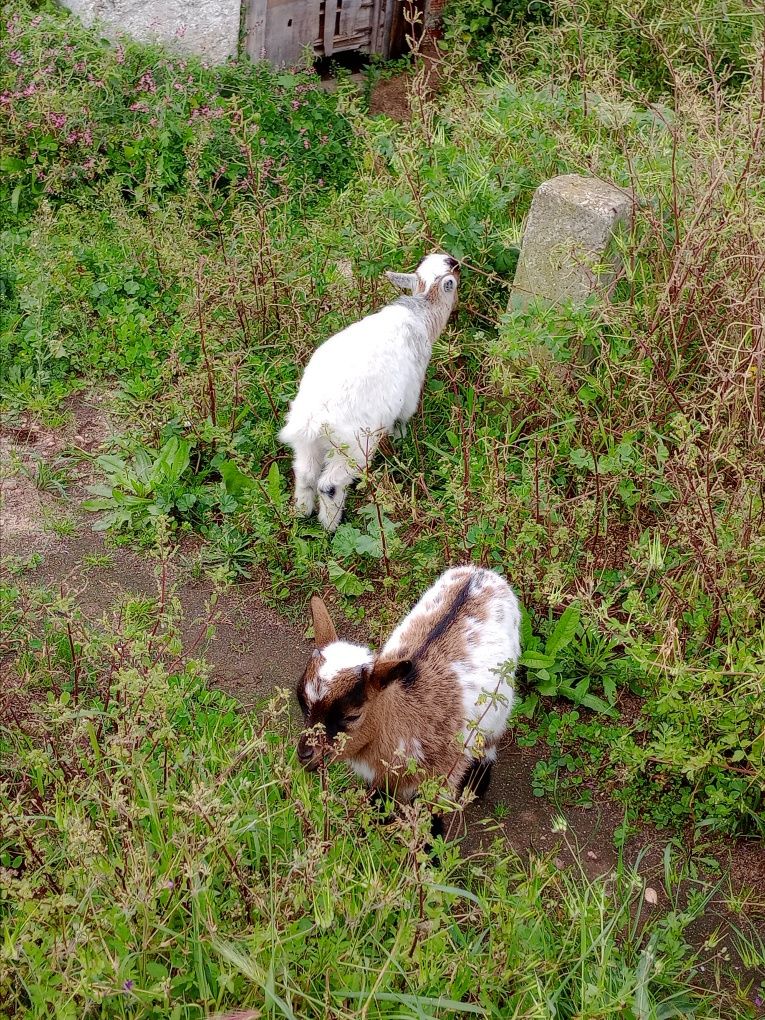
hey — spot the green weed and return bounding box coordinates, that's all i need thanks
[0,580,751,1019]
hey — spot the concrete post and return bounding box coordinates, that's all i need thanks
[510,174,632,309]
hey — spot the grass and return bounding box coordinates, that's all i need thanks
[0,576,749,1018]
[1,0,765,1015]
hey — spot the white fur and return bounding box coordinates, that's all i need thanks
[350,760,376,784]
[383,566,520,761]
[307,641,373,704]
[279,252,459,531]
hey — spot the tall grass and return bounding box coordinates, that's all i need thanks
[0,574,740,1018]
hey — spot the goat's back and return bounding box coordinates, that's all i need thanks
[382,566,520,755]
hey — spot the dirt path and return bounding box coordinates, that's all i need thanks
[1,391,763,999]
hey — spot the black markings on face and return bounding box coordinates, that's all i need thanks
[296,686,308,719]
[309,674,367,741]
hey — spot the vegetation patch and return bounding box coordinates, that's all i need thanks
[0,580,746,1018]
[1,1,765,1014]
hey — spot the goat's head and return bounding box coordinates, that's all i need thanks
[295,596,413,771]
[386,251,460,313]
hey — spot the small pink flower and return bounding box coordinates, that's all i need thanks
[31,15,42,27]
[48,112,67,130]
[291,99,300,110]
[115,44,125,64]
[303,138,310,149]
[0,93,12,106]
[22,83,37,97]
[9,50,23,66]
[74,61,86,73]
[129,101,149,113]
[137,71,156,93]
[317,178,324,186]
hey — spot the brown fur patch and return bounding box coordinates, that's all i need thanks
[297,567,501,798]
[310,596,337,649]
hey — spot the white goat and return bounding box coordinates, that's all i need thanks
[295,565,520,811]
[279,253,460,531]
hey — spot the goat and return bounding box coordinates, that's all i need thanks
[295,565,520,818]
[278,252,460,531]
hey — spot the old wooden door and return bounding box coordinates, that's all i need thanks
[245,0,395,66]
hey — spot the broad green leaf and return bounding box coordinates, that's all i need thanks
[151,437,191,485]
[559,685,617,717]
[328,561,371,596]
[0,156,26,172]
[519,651,556,670]
[545,604,580,656]
[266,461,283,502]
[219,458,256,496]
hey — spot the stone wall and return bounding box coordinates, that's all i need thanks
[59,0,241,63]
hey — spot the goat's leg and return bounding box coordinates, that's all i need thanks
[459,757,494,800]
[292,439,324,517]
[392,390,422,441]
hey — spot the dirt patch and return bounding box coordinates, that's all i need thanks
[6,526,310,708]
[1,389,113,559]
[0,455,48,546]
[368,36,444,121]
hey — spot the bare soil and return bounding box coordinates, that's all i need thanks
[369,36,444,121]
[1,392,763,1005]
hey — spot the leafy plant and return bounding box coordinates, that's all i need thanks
[519,604,619,717]
[83,436,193,531]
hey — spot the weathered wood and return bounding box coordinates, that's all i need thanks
[244,0,398,65]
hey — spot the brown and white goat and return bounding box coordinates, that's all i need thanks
[295,565,521,805]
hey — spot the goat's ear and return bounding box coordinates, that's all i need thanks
[370,658,414,689]
[385,271,419,293]
[310,596,338,649]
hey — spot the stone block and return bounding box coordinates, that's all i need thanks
[510,174,632,309]
[59,0,241,64]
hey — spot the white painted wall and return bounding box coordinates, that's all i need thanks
[59,0,241,64]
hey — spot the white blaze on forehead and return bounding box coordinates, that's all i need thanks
[305,640,373,705]
[415,253,458,293]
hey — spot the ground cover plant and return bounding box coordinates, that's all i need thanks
[0,574,750,1018]
[1,0,765,1014]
